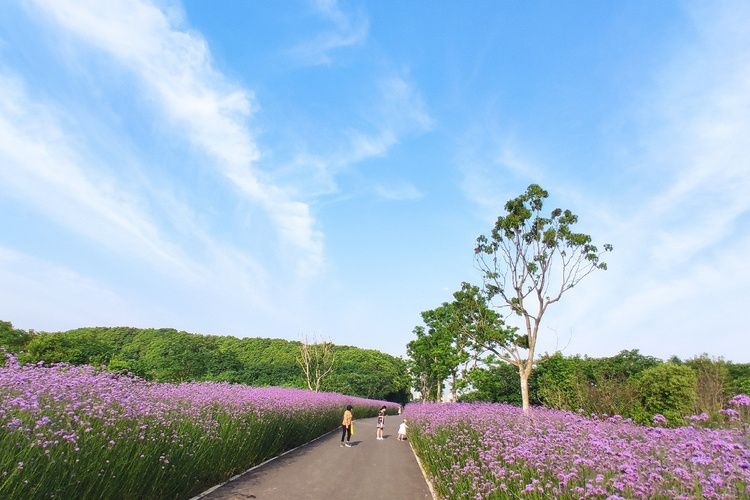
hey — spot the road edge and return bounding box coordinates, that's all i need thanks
[188,426,339,500]
[408,439,439,500]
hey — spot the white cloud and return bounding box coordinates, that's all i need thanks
[457,1,750,361]
[278,75,433,199]
[0,242,281,337]
[289,0,369,66]
[28,0,324,275]
[0,69,277,322]
[0,246,139,331]
[373,182,423,201]
[342,76,433,162]
[0,72,196,277]
[457,132,547,219]
[545,2,750,361]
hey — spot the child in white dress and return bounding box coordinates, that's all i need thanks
[397,419,408,441]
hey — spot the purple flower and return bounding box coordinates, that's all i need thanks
[652,414,667,424]
[720,408,740,420]
[404,401,750,499]
[0,358,398,498]
[686,412,709,423]
[729,394,750,407]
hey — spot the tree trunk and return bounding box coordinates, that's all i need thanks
[519,367,530,415]
[451,372,457,402]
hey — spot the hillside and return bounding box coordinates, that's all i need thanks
[0,321,410,403]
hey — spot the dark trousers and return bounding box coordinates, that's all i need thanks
[341,424,351,442]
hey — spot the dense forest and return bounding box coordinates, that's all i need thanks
[0,321,411,403]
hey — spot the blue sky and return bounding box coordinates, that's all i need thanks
[1,0,748,361]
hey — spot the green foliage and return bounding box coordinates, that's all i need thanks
[406,284,512,402]
[532,352,584,409]
[324,347,411,403]
[451,283,514,358]
[474,184,612,307]
[727,362,750,396]
[686,355,731,416]
[0,321,34,355]
[406,302,467,401]
[458,350,745,426]
[459,360,521,405]
[591,349,661,379]
[636,363,697,426]
[7,324,408,402]
[25,327,125,366]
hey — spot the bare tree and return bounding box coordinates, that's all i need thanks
[296,334,336,392]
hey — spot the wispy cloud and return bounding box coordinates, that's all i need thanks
[289,0,369,66]
[0,68,276,316]
[373,182,423,201]
[343,76,433,162]
[457,131,547,219]
[28,0,324,275]
[543,1,750,360]
[279,75,433,199]
[0,246,138,331]
[454,1,750,360]
[0,71,196,277]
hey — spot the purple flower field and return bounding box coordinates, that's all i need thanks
[0,356,397,499]
[406,401,750,499]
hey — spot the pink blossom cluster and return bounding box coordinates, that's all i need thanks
[406,402,750,499]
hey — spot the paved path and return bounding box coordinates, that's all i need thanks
[204,416,432,500]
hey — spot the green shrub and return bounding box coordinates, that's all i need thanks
[532,352,586,410]
[636,363,697,426]
[0,321,34,355]
[461,362,522,405]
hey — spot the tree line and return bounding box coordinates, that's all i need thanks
[407,184,748,426]
[407,300,750,426]
[464,350,749,426]
[0,321,411,403]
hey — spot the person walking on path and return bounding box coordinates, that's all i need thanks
[340,405,353,447]
[376,406,386,440]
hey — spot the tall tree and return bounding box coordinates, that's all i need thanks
[406,302,465,402]
[407,325,445,401]
[472,184,612,413]
[407,290,505,402]
[296,335,336,392]
[421,304,470,402]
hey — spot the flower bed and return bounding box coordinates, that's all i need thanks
[0,356,397,499]
[406,402,750,499]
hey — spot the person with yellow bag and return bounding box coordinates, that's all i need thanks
[340,405,353,448]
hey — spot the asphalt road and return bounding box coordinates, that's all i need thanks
[203,416,433,500]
